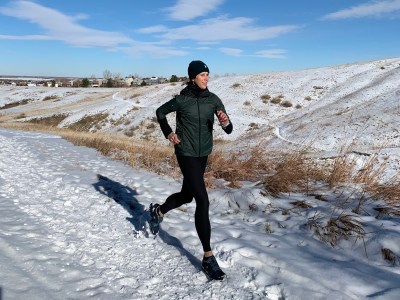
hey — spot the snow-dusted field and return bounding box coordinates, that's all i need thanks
[1,58,400,299]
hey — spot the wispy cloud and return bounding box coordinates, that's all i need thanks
[219,48,243,56]
[0,1,185,57]
[254,49,287,59]
[0,34,51,40]
[0,1,297,60]
[0,1,130,47]
[136,25,169,34]
[118,43,187,58]
[322,0,400,20]
[219,48,287,59]
[157,16,299,42]
[166,0,224,21]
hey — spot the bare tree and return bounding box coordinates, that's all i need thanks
[113,72,122,87]
[103,69,112,80]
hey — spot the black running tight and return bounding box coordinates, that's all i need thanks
[160,155,211,252]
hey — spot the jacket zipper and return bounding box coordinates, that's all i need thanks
[197,98,201,156]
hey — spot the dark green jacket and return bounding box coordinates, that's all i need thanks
[156,84,233,157]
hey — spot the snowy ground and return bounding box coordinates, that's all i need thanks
[1,128,400,299]
[1,58,400,299]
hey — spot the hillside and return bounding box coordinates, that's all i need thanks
[1,58,400,299]
[1,57,399,178]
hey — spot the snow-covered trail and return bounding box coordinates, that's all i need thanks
[2,128,400,300]
[0,129,262,299]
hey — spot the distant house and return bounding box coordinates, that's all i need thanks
[72,80,80,87]
[90,79,100,87]
[125,77,142,87]
[131,78,141,86]
[117,79,126,87]
[46,81,58,87]
[124,77,133,86]
[159,77,168,84]
[150,76,160,84]
[142,76,162,85]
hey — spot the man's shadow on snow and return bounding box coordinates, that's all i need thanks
[92,174,201,269]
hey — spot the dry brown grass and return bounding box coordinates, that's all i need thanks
[243,100,251,106]
[63,131,179,176]
[281,100,293,108]
[270,97,282,104]
[261,94,271,100]
[374,206,400,218]
[262,149,325,196]
[43,95,59,101]
[28,114,69,127]
[326,153,357,188]
[307,213,365,247]
[205,146,272,187]
[62,130,272,184]
[261,94,271,104]
[366,179,400,206]
[67,113,109,131]
[260,142,399,204]
[381,248,399,265]
[324,144,375,188]
[290,200,313,209]
[231,83,241,88]
[2,121,398,206]
[0,99,31,110]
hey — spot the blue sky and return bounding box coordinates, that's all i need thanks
[0,0,399,78]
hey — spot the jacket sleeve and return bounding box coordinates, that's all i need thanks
[222,121,233,134]
[156,97,178,139]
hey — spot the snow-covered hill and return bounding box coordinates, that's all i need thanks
[1,58,399,152]
[1,58,400,299]
[1,57,399,179]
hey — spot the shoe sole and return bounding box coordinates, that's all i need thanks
[202,267,226,281]
[150,224,159,235]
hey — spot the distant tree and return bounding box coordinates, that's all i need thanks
[113,72,122,87]
[170,75,178,82]
[106,79,114,88]
[51,80,56,87]
[81,78,90,87]
[141,80,147,86]
[103,69,112,80]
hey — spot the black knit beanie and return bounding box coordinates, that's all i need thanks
[188,60,209,79]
